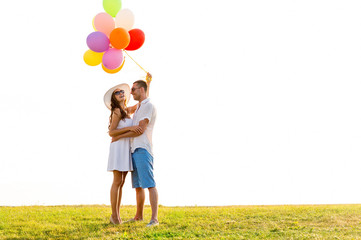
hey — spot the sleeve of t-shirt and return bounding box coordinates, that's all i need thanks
[138,103,153,122]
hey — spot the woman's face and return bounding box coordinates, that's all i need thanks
[113,88,126,103]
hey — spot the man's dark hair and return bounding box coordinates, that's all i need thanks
[134,80,148,93]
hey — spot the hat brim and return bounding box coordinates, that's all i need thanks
[104,83,131,110]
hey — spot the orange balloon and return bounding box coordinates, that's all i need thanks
[102,59,125,74]
[109,27,130,49]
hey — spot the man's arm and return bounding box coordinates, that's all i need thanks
[146,72,152,97]
[111,119,149,142]
[126,73,151,114]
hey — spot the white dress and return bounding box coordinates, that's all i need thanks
[107,118,133,172]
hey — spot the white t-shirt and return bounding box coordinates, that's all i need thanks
[131,98,156,156]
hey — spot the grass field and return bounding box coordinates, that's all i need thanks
[0,204,361,239]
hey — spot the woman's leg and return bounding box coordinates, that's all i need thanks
[116,171,128,220]
[110,170,123,224]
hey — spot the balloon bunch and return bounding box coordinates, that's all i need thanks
[84,0,145,74]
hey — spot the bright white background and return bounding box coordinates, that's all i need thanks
[0,0,361,206]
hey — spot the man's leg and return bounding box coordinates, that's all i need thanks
[131,150,144,221]
[132,148,157,223]
[148,187,158,221]
[134,187,145,220]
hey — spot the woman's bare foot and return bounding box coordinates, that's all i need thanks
[110,215,121,225]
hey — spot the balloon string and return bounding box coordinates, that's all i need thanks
[124,50,147,73]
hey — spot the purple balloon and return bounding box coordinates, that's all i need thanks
[102,48,124,70]
[86,31,109,53]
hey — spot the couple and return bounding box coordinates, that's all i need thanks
[104,73,158,227]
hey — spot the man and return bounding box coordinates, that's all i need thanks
[112,74,159,227]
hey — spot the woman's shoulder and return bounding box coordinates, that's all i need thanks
[112,108,121,115]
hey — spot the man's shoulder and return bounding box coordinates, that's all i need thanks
[143,99,155,108]
[141,100,156,119]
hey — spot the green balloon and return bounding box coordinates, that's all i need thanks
[103,0,122,17]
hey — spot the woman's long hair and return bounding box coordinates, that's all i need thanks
[108,92,128,129]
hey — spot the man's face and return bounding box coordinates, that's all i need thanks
[131,83,141,101]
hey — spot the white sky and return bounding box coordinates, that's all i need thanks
[1,0,361,206]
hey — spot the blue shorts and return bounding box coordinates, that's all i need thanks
[131,148,156,189]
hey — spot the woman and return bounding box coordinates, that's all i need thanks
[103,83,141,225]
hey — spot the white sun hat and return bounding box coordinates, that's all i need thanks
[103,83,131,110]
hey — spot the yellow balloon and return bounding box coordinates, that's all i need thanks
[92,16,96,31]
[83,50,104,66]
[102,59,125,74]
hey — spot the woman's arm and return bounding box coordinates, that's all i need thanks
[108,109,121,136]
[108,109,137,137]
[111,126,143,141]
[109,125,142,137]
[126,104,138,115]
[111,119,148,142]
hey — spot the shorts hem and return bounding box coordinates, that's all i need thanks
[132,184,156,189]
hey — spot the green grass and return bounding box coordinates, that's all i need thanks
[0,204,361,239]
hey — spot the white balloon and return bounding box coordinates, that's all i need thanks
[115,9,135,31]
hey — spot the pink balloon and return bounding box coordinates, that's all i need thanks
[102,48,124,70]
[93,12,115,37]
[86,32,109,53]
